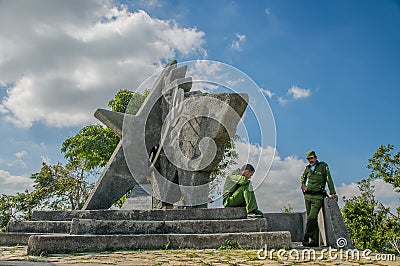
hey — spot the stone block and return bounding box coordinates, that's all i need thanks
[0,233,33,246]
[27,231,291,255]
[264,212,305,242]
[7,220,71,233]
[321,197,353,249]
[31,207,247,221]
[70,218,267,235]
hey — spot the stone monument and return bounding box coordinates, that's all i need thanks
[83,60,248,210]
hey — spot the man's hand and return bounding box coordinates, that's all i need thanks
[330,193,338,200]
[301,184,308,193]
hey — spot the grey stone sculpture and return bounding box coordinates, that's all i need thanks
[83,60,248,210]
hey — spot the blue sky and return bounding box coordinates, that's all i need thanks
[0,0,399,211]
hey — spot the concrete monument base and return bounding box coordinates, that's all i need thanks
[1,208,292,255]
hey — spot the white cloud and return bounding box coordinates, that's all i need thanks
[288,85,311,99]
[15,151,28,159]
[231,33,247,51]
[0,1,205,128]
[0,169,34,195]
[337,179,400,213]
[278,96,288,106]
[277,85,311,106]
[138,0,162,8]
[7,159,27,169]
[189,61,224,81]
[187,60,248,93]
[259,88,274,99]
[265,8,271,15]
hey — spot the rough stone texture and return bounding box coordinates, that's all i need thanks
[321,197,354,249]
[0,233,33,246]
[31,207,247,221]
[120,184,152,210]
[27,232,291,255]
[69,218,267,235]
[94,108,124,137]
[7,221,71,233]
[264,212,305,242]
[158,92,248,208]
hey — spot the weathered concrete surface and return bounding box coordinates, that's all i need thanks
[27,231,291,255]
[322,197,354,249]
[94,109,124,137]
[156,92,248,208]
[264,212,305,242]
[70,218,266,235]
[0,233,33,246]
[7,221,71,234]
[31,207,247,221]
[82,140,138,210]
[120,184,152,210]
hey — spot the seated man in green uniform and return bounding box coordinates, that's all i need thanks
[222,164,264,218]
[301,150,338,247]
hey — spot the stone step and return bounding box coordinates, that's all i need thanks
[70,218,267,235]
[7,220,71,233]
[27,231,292,255]
[0,232,33,246]
[31,207,247,221]
[0,233,66,246]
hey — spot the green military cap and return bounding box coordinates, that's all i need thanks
[306,150,316,159]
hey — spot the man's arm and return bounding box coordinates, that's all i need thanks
[324,163,338,199]
[300,168,308,192]
[231,173,250,185]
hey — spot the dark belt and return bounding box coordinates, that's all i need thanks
[304,190,328,197]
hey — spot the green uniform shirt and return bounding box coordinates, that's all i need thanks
[222,169,250,200]
[301,161,336,194]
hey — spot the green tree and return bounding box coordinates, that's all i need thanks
[31,162,92,210]
[108,89,148,114]
[0,194,12,230]
[0,191,38,229]
[342,144,400,254]
[61,89,147,172]
[341,179,396,252]
[366,144,400,253]
[368,144,400,194]
[61,125,119,172]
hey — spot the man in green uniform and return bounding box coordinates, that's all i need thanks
[301,150,338,247]
[223,164,264,218]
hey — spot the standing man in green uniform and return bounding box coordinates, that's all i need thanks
[223,164,264,218]
[301,150,338,247]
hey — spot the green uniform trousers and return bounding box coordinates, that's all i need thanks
[223,183,259,214]
[303,194,323,244]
